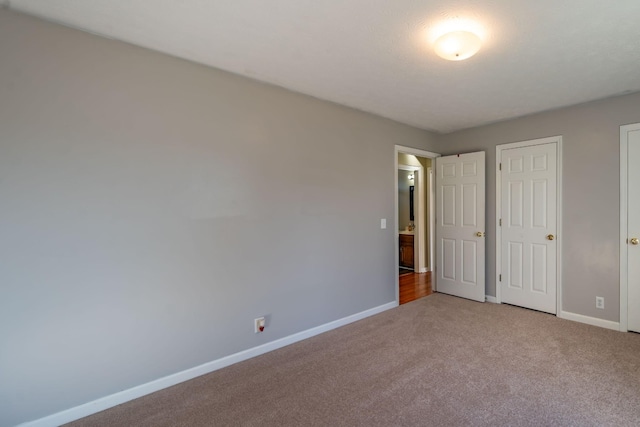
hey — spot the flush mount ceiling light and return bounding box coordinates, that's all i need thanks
[434,30,482,61]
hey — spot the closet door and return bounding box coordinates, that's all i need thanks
[622,123,640,332]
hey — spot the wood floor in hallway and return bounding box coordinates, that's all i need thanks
[399,271,432,304]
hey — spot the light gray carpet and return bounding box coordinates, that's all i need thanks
[66,294,640,426]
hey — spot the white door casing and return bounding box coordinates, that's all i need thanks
[497,139,558,314]
[428,167,434,272]
[435,152,486,302]
[621,123,640,332]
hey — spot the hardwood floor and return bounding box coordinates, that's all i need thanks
[399,271,433,305]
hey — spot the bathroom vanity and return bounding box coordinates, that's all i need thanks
[399,232,414,269]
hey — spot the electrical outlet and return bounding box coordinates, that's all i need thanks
[596,297,604,310]
[254,317,265,333]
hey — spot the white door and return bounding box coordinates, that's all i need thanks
[435,152,485,302]
[499,141,557,314]
[623,124,640,332]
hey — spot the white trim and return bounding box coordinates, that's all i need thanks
[495,137,560,151]
[619,123,640,331]
[495,149,503,303]
[394,148,400,303]
[485,295,498,303]
[556,138,564,316]
[17,302,397,427]
[394,145,440,303]
[416,168,425,271]
[495,136,563,311]
[621,126,628,332]
[558,310,621,331]
[428,167,435,272]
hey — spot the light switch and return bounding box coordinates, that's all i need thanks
[381,218,386,229]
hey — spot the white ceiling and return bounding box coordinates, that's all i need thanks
[7,0,640,133]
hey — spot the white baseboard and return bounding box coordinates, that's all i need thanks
[482,299,619,331]
[18,301,397,427]
[558,310,621,331]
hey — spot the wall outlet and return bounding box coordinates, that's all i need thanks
[595,296,604,310]
[254,317,265,333]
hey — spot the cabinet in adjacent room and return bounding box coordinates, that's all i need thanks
[399,234,414,269]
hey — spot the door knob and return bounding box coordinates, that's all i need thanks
[630,237,639,245]
[476,231,485,237]
[546,234,555,241]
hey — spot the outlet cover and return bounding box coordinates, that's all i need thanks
[254,317,265,333]
[595,297,604,309]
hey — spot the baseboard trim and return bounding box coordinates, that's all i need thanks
[485,295,498,303]
[18,301,397,427]
[558,310,620,331]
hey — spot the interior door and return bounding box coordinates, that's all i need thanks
[625,125,640,332]
[435,152,485,302]
[499,142,557,314]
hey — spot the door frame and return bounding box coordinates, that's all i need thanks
[620,123,640,331]
[394,145,440,304]
[428,167,435,273]
[495,136,563,314]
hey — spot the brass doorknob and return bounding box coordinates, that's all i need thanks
[476,231,485,237]
[547,234,555,241]
[631,237,639,245]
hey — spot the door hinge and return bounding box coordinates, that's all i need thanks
[499,274,502,282]
[499,218,502,226]
[499,163,502,171]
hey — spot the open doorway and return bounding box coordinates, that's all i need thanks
[395,146,439,304]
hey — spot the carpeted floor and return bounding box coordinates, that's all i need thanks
[66,294,640,426]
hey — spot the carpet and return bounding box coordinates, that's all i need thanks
[66,294,640,426]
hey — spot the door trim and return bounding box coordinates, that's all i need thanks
[428,167,434,274]
[620,123,640,332]
[394,145,440,304]
[495,136,563,314]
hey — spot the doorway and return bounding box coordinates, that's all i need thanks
[395,146,439,304]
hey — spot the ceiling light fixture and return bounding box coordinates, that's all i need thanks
[434,30,482,61]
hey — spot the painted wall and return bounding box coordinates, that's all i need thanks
[419,158,432,270]
[0,10,439,426]
[398,152,422,168]
[438,92,640,323]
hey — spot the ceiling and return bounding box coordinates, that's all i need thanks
[7,0,640,133]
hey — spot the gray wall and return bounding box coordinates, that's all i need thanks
[0,10,439,426]
[438,92,640,322]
